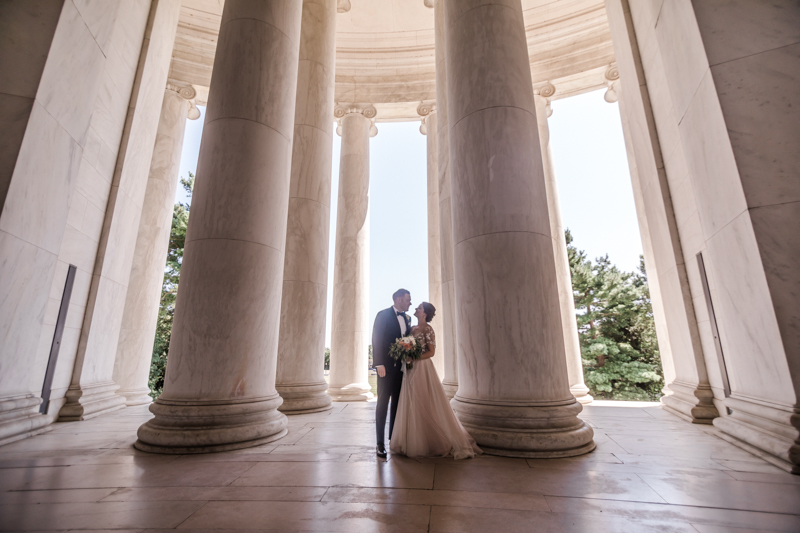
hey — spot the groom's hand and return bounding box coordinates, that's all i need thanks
[376,365,386,378]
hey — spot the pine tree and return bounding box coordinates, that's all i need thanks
[566,229,663,401]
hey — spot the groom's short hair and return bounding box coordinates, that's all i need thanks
[392,288,410,302]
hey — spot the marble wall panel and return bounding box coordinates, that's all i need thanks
[0,231,56,398]
[705,212,793,405]
[691,0,800,67]
[652,0,708,121]
[709,43,800,209]
[0,94,35,209]
[0,1,64,98]
[0,102,82,255]
[72,0,121,54]
[36,1,107,146]
[678,71,748,238]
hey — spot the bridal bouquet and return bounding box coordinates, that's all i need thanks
[389,335,423,370]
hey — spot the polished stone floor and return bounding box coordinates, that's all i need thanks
[1,400,799,532]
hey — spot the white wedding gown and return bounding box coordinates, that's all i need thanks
[390,325,482,459]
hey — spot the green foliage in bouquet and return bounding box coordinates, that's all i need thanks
[389,335,423,369]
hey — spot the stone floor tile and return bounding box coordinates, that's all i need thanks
[231,459,435,489]
[607,433,749,459]
[690,525,776,533]
[323,486,550,512]
[638,473,800,514]
[2,460,256,491]
[100,486,327,502]
[428,505,697,533]
[433,463,667,503]
[580,405,655,418]
[0,453,178,469]
[712,458,789,473]
[177,501,431,532]
[546,496,800,531]
[725,470,800,484]
[270,443,375,455]
[614,453,733,471]
[294,426,376,447]
[0,488,116,504]
[0,500,206,530]
[527,458,736,479]
[413,454,528,468]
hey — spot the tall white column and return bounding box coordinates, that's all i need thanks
[113,84,199,406]
[433,0,458,399]
[136,0,303,453]
[419,104,445,380]
[534,90,592,405]
[327,105,376,402]
[276,0,337,415]
[445,0,594,457]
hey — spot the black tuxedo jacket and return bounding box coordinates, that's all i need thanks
[372,307,411,370]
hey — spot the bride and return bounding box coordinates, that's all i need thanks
[390,302,482,459]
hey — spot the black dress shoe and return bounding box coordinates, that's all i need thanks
[376,444,387,458]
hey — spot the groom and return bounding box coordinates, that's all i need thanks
[372,288,412,458]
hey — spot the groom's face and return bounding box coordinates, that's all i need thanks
[395,293,412,312]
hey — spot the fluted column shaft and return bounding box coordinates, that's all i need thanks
[114,85,198,407]
[433,0,458,398]
[534,93,592,405]
[327,109,374,401]
[136,0,303,453]
[276,0,337,415]
[444,0,594,457]
[421,109,445,380]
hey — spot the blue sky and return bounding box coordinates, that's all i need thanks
[177,88,642,347]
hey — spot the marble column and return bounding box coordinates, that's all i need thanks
[433,0,458,399]
[327,105,376,402]
[113,84,199,407]
[445,0,594,457]
[419,104,445,380]
[136,0,302,453]
[276,0,337,415]
[534,90,592,405]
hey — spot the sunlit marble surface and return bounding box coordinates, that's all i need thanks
[1,400,798,531]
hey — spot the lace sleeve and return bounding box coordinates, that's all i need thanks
[426,326,436,348]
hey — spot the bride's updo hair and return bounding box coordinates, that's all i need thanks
[422,302,436,323]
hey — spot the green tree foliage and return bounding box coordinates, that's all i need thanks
[567,229,663,401]
[148,174,193,398]
[324,347,330,370]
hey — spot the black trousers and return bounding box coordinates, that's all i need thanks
[375,367,403,446]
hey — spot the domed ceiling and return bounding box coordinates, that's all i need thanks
[170,0,616,120]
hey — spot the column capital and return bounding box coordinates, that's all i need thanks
[337,0,351,13]
[604,64,620,103]
[166,82,201,120]
[417,101,436,135]
[334,104,378,137]
[533,84,555,117]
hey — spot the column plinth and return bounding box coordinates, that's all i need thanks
[135,0,303,453]
[445,0,594,457]
[327,106,375,402]
[276,0,337,415]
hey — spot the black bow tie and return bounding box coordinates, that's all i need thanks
[396,311,405,317]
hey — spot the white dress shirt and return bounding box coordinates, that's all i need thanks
[393,306,407,336]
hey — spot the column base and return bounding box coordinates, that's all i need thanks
[442,380,458,400]
[135,394,288,454]
[711,396,799,474]
[0,395,55,446]
[116,387,153,407]
[59,381,127,421]
[570,384,593,405]
[451,395,595,458]
[661,380,718,424]
[277,382,333,414]
[327,384,373,402]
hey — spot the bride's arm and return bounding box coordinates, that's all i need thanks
[420,345,436,360]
